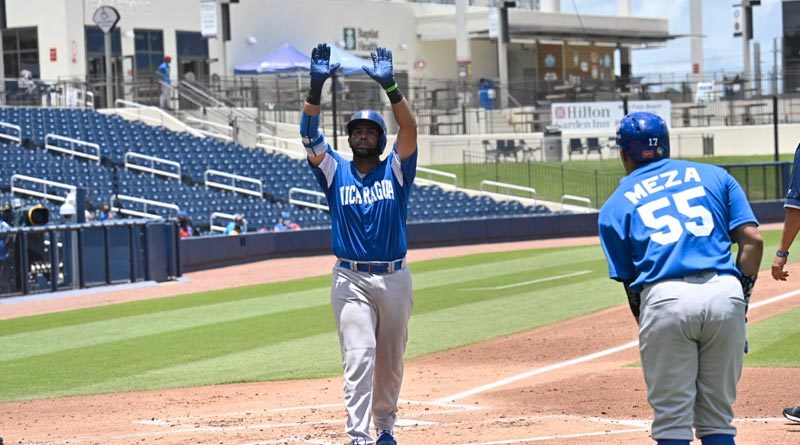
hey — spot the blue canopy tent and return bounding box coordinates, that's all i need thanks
[328,45,371,77]
[234,43,370,76]
[233,43,310,75]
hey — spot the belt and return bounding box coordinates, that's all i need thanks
[337,258,404,275]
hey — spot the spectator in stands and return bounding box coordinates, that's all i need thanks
[97,203,113,221]
[273,211,300,232]
[176,211,194,238]
[224,214,247,235]
[158,55,172,109]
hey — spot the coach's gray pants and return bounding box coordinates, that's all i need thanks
[639,272,746,441]
[160,83,171,109]
[331,265,413,443]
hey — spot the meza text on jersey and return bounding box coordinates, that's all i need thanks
[340,180,396,206]
[624,167,702,205]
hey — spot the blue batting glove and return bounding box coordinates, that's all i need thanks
[362,46,396,90]
[309,43,340,92]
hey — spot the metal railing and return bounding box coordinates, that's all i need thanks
[0,121,22,143]
[416,166,458,189]
[124,152,182,181]
[560,194,593,211]
[203,169,263,197]
[44,134,101,162]
[113,98,204,137]
[209,211,238,233]
[480,180,537,204]
[288,187,329,211]
[110,194,180,219]
[185,116,234,141]
[11,174,76,202]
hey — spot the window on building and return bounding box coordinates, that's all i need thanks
[176,31,209,81]
[2,27,39,78]
[134,29,164,78]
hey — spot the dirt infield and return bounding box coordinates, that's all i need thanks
[2,233,800,444]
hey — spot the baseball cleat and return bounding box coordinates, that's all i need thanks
[784,406,800,423]
[376,430,397,445]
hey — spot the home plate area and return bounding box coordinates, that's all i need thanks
[120,400,670,445]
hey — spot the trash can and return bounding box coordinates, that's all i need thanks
[543,126,563,162]
[702,134,714,157]
[478,78,497,110]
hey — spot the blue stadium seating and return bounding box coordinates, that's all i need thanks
[0,108,552,233]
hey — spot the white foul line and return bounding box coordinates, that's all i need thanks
[748,287,800,309]
[463,428,649,444]
[464,270,593,291]
[435,340,638,403]
[436,286,800,404]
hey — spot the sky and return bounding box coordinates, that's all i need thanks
[566,0,784,76]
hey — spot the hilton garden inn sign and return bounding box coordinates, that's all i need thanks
[551,100,671,133]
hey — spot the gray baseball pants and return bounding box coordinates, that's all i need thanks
[639,272,746,441]
[331,264,413,443]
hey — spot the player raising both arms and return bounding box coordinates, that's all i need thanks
[299,43,417,445]
[598,112,763,445]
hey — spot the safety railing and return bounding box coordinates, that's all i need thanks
[203,169,263,197]
[11,174,76,202]
[560,194,593,211]
[185,116,233,141]
[44,134,101,163]
[110,194,180,219]
[124,152,182,181]
[113,98,204,137]
[0,121,22,143]
[209,212,238,233]
[416,166,458,189]
[288,187,329,211]
[479,180,537,204]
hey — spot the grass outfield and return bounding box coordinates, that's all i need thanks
[0,231,796,402]
[428,154,793,206]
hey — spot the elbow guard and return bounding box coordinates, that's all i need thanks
[299,112,326,156]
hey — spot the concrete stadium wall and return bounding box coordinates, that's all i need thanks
[180,200,784,272]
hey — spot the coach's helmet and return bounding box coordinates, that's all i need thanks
[616,111,670,164]
[347,109,388,154]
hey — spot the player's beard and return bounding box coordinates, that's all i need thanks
[351,144,380,159]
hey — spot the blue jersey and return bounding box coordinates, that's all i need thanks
[785,143,800,209]
[158,63,170,84]
[598,158,757,292]
[309,142,417,261]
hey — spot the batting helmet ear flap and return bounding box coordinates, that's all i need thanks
[347,109,388,153]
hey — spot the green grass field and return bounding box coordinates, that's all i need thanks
[0,230,796,402]
[425,154,793,207]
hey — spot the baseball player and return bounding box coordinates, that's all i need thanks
[769,142,800,424]
[299,43,417,445]
[598,111,763,445]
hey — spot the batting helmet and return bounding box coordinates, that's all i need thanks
[347,109,387,153]
[616,111,670,163]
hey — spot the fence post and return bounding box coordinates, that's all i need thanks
[462,151,467,188]
[560,164,565,197]
[594,169,599,208]
[527,160,532,187]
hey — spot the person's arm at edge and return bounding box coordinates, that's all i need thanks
[772,207,800,280]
